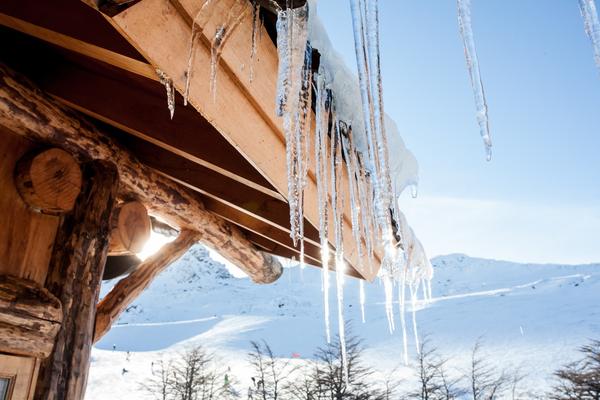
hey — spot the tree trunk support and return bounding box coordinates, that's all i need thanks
[94,229,200,343]
[35,160,119,400]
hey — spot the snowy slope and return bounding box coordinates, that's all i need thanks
[87,246,600,398]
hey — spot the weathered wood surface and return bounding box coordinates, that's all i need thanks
[111,0,377,280]
[94,229,199,343]
[35,160,119,400]
[14,148,82,214]
[0,274,62,358]
[0,63,282,284]
[108,201,151,255]
[0,131,60,286]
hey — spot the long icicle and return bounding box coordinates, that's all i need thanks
[579,0,600,71]
[210,0,251,101]
[250,0,261,82]
[457,0,492,161]
[315,74,331,343]
[365,0,393,222]
[297,44,313,270]
[359,279,366,323]
[184,0,218,106]
[332,117,348,385]
[410,283,420,354]
[399,265,409,365]
[275,3,309,247]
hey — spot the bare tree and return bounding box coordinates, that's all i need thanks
[437,360,465,400]
[247,340,292,400]
[143,359,173,400]
[381,366,403,400]
[466,340,508,400]
[405,338,464,400]
[284,364,318,400]
[409,339,443,400]
[550,339,600,400]
[144,346,238,400]
[312,330,386,400]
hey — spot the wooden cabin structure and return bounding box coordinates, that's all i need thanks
[0,0,384,398]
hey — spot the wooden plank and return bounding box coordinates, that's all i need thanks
[111,0,377,280]
[19,52,280,200]
[0,0,145,61]
[117,137,321,244]
[0,130,60,286]
[203,196,324,266]
[0,26,281,201]
[0,13,156,81]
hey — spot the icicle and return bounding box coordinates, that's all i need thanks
[356,163,375,269]
[210,0,250,101]
[275,4,310,246]
[332,118,349,385]
[335,255,348,386]
[250,0,261,82]
[398,268,409,365]
[156,69,175,119]
[579,0,600,71]
[359,279,366,323]
[342,129,367,270]
[365,0,394,225]
[349,0,379,201]
[382,274,395,334]
[409,283,420,354]
[315,73,331,344]
[457,0,492,161]
[184,0,218,106]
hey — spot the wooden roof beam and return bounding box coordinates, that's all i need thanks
[0,63,283,284]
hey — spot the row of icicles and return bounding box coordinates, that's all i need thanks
[274,0,432,382]
[153,0,600,382]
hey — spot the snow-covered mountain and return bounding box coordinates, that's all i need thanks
[87,246,600,398]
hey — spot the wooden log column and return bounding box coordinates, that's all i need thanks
[94,229,199,343]
[0,63,282,284]
[35,160,119,400]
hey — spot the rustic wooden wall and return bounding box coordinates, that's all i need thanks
[0,128,60,286]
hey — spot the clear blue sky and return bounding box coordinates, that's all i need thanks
[315,1,600,264]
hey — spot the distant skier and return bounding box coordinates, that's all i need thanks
[121,368,128,375]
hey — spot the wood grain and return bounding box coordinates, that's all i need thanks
[14,148,82,214]
[0,131,60,286]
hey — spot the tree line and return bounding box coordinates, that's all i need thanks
[143,332,600,400]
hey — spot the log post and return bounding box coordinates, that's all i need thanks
[94,229,199,343]
[0,63,282,284]
[35,160,119,400]
[14,147,82,214]
[108,201,151,255]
